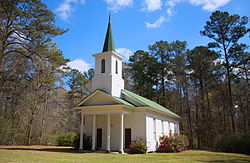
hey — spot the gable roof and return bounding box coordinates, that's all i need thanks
[77,89,134,107]
[122,90,181,119]
[77,89,180,119]
[99,90,135,107]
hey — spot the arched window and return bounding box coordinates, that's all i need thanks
[115,60,118,74]
[101,59,105,73]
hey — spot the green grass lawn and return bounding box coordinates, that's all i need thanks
[0,146,250,163]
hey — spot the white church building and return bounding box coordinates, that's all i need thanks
[76,17,181,153]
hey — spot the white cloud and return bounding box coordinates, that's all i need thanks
[213,58,225,65]
[144,0,163,11]
[116,48,133,61]
[67,58,90,72]
[145,16,166,28]
[166,8,173,16]
[104,0,133,12]
[166,0,230,13]
[166,0,182,17]
[165,0,230,19]
[167,0,182,7]
[55,0,85,22]
[188,0,231,11]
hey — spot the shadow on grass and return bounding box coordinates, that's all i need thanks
[0,147,100,154]
[199,159,250,163]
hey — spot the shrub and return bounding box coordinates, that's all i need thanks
[130,138,147,154]
[214,132,250,155]
[157,134,189,153]
[41,134,57,145]
[175,134,189,151]
[73,133,92,150]
[56,132,77,146]
[0,117,14,145]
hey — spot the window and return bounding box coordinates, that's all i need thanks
[169,122,171,136]
[161,120,164,136]
[153,118,156,140]
[169,123,173,136]
[101,59,105,73]
[174,123,178,134]
[115,60,118,74]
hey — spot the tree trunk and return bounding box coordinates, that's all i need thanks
[185,84,193,149]
[223,46,235,132]
[40,96,48,145]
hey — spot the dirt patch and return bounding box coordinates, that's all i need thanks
[0,145,74,150]
[0,145,78,153]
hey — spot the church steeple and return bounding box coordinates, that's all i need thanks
[102,14,115,52]
[92,15,124,97]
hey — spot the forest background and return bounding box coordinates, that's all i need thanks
[0,0,249,151]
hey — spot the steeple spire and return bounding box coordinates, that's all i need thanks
[102,14,115,52]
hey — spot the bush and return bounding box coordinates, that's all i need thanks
[157,134,189,153]
[73,133,92,150]
[214,132,250,155]
[56,132,77,146]
[42,134,58,145]
[129,138,147,154]
[0,117,14,145]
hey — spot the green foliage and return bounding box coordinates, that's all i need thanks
[0,116,29,145]
[0,0,70,145]
[66,69,90,102]
[41,134,58,146]
[201,11,250,133]
[56,132,77,146]
[129,138,147,154]
[129,50,158,98]
[214,132,250,155]
[158,134,189,153]
[187,46,219,82]
[201,11,249,53]
[73,133,92,150]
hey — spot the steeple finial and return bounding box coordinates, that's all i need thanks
[102,14,115,52]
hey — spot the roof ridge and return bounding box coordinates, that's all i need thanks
[99,89,135,107]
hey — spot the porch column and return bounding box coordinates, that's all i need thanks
[92,114,96,151]
[79,113,84,150]
[119,113,124,153]
[106,114,111,152]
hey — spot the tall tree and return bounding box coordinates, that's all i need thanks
[0,0,69,145]
[129,50,158,99]
[187,46,219,148]
[0,0,68,112]
[66,69,90,103]
[169,41,193,147]
[148,41,171,98]
[201,11,250,132]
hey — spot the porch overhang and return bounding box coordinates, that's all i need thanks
[75,104,133,115]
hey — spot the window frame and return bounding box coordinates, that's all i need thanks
[101,59,105,73]
[153,118,156,140]
[115,60,118,74]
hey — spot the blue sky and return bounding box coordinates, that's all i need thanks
[42,0,250,72]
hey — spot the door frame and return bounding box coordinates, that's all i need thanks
[125,128,131,149]
[96,128,102,149]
